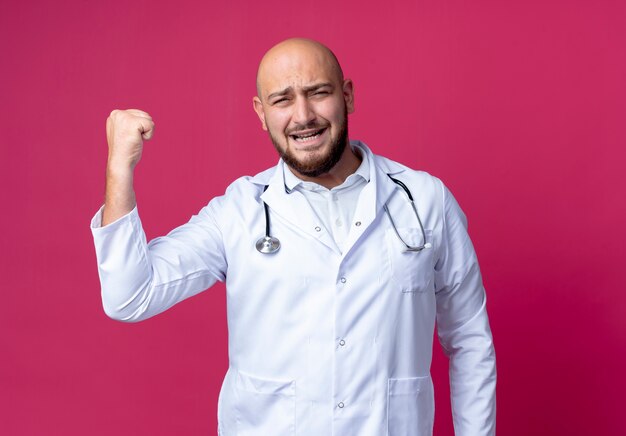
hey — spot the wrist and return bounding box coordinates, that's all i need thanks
[106,160,134,180]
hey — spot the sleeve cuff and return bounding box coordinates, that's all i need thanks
[90,205,138,231]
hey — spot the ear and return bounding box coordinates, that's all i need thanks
[342,79,355,114]
[253,96,268,131]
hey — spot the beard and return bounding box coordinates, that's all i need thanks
[268,111,349,178]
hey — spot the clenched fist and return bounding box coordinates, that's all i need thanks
[101,109,154,226]
[106,109,155,171]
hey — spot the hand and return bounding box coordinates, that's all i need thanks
[106,109,155,172]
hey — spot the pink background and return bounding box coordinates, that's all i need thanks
[2,0,625,434]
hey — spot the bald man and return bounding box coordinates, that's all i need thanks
[92,38,496,436]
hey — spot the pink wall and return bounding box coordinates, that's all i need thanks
[2,0,625,434]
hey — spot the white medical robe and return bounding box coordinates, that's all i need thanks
[90,141,496,435]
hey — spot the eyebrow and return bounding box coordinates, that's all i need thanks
[267,82,334,101]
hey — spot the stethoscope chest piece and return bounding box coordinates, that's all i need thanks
[256,235,281,254]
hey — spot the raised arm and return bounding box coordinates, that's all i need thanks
[91,110,226,322]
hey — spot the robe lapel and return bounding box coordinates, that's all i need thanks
[340,147,405,259]
[260,162,341,255]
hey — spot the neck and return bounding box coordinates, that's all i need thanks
[292,143,362,189]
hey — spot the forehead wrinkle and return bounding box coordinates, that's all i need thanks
[258,62,336,99]
[266,82,335,101]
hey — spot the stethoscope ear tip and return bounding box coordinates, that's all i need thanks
[424,242,432,249]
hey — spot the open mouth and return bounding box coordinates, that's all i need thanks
[290,128,327,143]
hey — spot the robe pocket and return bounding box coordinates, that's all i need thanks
[387,376,434,436]
[386,228,434,293]
[234,370,296,436]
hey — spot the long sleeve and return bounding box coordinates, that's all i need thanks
[434,184,497,435]
[90,202,227,322]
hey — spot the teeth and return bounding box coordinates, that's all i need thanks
[293,130,322,142]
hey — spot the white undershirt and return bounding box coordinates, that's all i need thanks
[283,145,370,253]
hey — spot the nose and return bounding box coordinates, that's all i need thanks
[292,96,316,126]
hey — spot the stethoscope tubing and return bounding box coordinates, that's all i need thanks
[385,175,430,252]
[255,175,429,254]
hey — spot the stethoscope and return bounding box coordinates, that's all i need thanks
[255,175,430,254]
[255,185,282,254]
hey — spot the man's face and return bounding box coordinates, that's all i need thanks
[254,44,354,178]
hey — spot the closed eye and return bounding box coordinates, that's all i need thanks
[271,97,290,105]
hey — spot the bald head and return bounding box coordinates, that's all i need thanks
[256,38,344,98]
